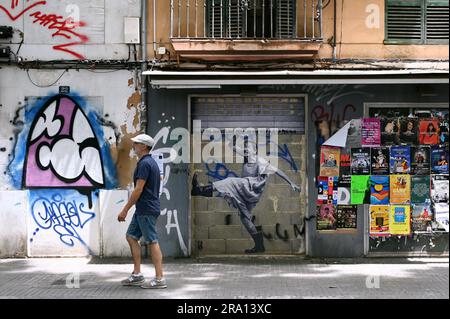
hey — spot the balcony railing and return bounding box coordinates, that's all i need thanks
[169,0,323,40]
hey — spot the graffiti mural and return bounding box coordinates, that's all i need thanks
[7,93,117,255]
[24,95,104,191]
[28,189,98,255]
[0,0,90,59]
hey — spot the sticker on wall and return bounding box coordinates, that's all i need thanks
[411,204,433,233]
[316,205,337,231]
[390,146,411,174]
[389,205,411,236]
[381,118,400,146]
[411,175,431,204]
[431,175,449,204]
[411,146,431,175]
[337,175,351,205]
[370,175,390,205]
[351,175,370,205]
[351,148,371,175]
[361,118,381,147]
[371,147,390,175]
[369,205,390,236]
[419,119,440,145]
[390,175,411,205]
[431,146,449,174]
[336,205,357,229]
[434,203,449,232]
[399,118,419,145]
[319,146,340,177]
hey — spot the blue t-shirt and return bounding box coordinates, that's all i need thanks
[134,154,161,216]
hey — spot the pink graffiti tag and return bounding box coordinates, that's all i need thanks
[0,0,89,59]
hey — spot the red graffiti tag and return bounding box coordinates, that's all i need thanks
[0,0,89,59]
[0,0,46,21]
[29,11,89,59]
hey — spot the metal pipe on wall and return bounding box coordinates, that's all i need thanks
[141,0,148,132]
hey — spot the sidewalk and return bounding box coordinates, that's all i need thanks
[0,256,448,299]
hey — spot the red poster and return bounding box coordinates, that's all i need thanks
[419,119,440,145]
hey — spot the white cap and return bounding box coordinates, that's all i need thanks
[131,134,155,148]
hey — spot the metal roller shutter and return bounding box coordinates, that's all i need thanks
[191,96,305,133]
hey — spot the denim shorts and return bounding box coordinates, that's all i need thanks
[126,214,159,244]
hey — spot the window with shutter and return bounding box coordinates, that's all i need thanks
[385,0,449,44]
[206,0,296,38]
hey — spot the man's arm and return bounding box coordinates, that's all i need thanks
[118,179,146,222]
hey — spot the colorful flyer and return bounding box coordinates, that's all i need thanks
[369,205,390,236]
[431,146,449,174]
[351,148,371,175]
[317,176,329,205]
[411,175,431,204]
[411,204,433,233]
[399,118,419,145]
[370,176,390,205]
[316,205,337,231]
[320,146,341,177]
[390,175,411,204]
[389,205,411,235]
[362,118,381,147]
[317,176,338,205]
[431,175,449,204]
[390,146,411,174]
[337,175,351,205]
[381,118,400,146]
[339,150,351,176]
[336,205,358,229]
[419,119,440,145]
[411,146,431,175]
[351,175,370,205]
[371,147,390,175]
[434,203,449,232]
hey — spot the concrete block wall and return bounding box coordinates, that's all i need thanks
[191,134,307,255]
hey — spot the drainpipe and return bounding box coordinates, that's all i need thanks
[332,0,337,61]
[141,0,148,133]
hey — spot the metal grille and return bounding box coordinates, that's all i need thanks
[192,96,305,132]
[386,0,449,43]
[426,3,449,40]
[387,2,423,41]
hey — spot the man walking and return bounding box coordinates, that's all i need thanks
[118,134,167,289]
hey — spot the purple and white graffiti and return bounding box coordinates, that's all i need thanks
[24,95,104,189]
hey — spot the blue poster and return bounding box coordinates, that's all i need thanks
[390,146,411,174]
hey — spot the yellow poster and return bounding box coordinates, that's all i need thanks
[390,175,411,204]
[389,205,411,235]
[369,205,390,236]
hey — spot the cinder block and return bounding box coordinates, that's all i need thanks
[192,197,208,211]
[257,213,292,226]
[194,226,209,240]
[208,198,234,212]
[264,239,293,253]
[209,225,244,239]
[291,238,306,254]
[226,239,254,254]
[277,199,301,212]
[195,212,226,226]
[195,239,226,255]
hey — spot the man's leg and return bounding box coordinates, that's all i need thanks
[149,243,163,279]
[126,236,142,274]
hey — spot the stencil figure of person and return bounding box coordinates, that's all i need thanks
[191,137,301,254]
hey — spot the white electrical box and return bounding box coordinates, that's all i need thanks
[158,47,167,55]
[124,17,140,44]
